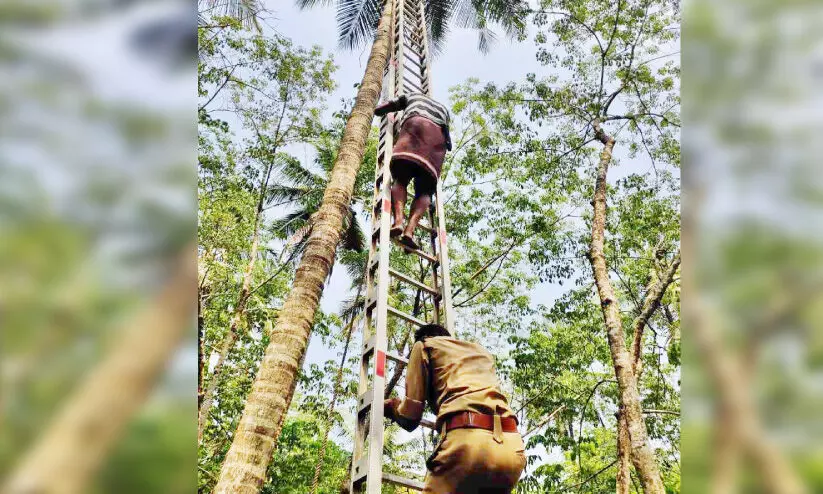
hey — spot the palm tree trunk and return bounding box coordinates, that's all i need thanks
[211,1,394,491]
[198,162,273,442]
[3,246,196,494]
[588,120,665,494]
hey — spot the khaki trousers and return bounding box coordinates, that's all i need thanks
[424,428,526,493]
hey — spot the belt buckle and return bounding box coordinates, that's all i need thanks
[466,412,474,427]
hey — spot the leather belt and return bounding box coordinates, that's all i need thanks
[443,411,518,433]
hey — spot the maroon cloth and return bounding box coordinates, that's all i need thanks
[390,115,447,182]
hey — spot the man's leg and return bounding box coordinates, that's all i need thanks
[390,165,411,237]
[400,172,434,250]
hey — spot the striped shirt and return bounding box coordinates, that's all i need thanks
[399,93,450,129]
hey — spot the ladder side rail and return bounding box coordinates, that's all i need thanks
[433,180,455,333]
[351,0,399,488]
[427,208,442,324]
[363,0,403,489]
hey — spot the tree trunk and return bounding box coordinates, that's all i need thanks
[617,250,680,492]
[198,163,272,441]
[3,246,196,494]
[588,121,665,494]
[211,2,393,491]
[616,408,631,494]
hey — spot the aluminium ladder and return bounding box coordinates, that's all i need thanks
[350,0,455,491]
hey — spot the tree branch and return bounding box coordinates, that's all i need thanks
[630,250,681,375]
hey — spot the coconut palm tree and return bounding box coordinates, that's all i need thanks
[212,0,527,491]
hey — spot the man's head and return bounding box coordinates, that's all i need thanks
[414,324,450,342]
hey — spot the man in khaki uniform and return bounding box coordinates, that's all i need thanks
[384,324,526,493]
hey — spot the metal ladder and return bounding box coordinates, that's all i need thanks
[351,0,455,490]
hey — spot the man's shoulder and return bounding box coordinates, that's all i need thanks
[423,336,488,354]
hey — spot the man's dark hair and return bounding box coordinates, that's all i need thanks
[414,324,450,342]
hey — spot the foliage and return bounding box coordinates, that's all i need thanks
[198,0,681,492]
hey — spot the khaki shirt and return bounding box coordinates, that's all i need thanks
[394,336,517,429]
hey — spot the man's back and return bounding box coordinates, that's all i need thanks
[384,330,526,493]
[422,337,517,424]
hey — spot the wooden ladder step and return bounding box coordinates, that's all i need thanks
[384,473,424,490]
[389,268,438,295]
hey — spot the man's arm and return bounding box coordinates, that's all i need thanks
[384,341,427,432]
[374,94,409,116]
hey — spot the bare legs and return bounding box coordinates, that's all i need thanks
[390,175,409,238]
[402,193,430,249]
[389,166,433,250]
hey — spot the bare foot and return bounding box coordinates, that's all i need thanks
[400,234,419,250]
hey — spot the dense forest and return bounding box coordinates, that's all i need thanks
[197,0,680,492]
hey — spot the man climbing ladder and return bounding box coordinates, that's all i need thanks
[374,92,451,250]
[384,323,526,493]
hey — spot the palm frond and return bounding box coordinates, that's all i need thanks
[337,0,382,50]
[201,0,263,31]
[480,0,528,39]
[265,184,310,205]
[278,154,324,188]
[272,209,312,238]
[476,23,498,54]
[339,250,369,287]
[339,208,366,253]
[340,292,366,322]
[425,0,457,56]
[295,0,336,10]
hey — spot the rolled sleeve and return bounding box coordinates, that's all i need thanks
[394,341,428,430]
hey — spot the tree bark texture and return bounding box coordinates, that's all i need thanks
[616,407,632,494]
[211,3,393,492]
[3,246,196,494]
[588,121,665,494]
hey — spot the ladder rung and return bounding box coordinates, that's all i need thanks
[357,388,374,414]
[352,459,368,486]
[362,335,376,357]
[362,335,407,365]
[420,417,436,429]
[389,268,438,295]
[404,51,423,69]
[383,473,424,490]
[393,238,438,264]
[404,32,423,45]
[387,305,429,327]
[403,77,425,94]
[386,351,408,366]
[418,222,436,234]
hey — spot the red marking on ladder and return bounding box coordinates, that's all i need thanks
[376,351,386,378]
[382,198,391,214]
[440,228,447,245]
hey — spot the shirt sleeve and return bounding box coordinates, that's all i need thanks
[393,341,428,430]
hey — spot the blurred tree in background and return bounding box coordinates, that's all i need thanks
[1,1,196,493]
